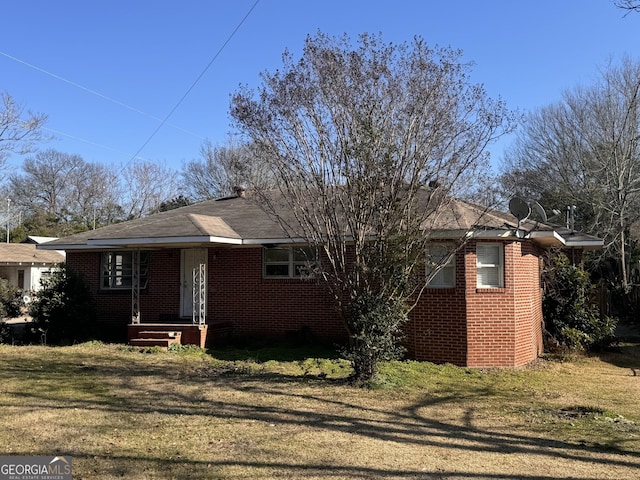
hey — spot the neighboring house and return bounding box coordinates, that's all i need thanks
[0,242,65,293]
[38,192,602,367]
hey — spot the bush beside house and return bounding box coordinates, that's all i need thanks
[542,253,617,351]
[28,264,96,345]
[0,278,23,344]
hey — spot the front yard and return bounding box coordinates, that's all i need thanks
[0,339,638,479]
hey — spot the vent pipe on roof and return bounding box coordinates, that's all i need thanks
[233,185,247,198]
[567,205,576,232]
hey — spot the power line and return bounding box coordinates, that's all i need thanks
[43,127,149,161]
[0,50,205,140]
[128,0,261,162]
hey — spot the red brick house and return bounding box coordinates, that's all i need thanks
[38,193,602,367]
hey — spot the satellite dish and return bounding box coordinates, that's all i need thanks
[531,200,548,223]
[509,197,531,222]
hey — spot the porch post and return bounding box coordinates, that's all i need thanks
[192,263,206,325]
[131,249,141,324]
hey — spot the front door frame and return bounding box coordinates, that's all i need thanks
[180,248,207,319]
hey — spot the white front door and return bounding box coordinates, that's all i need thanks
[180,248,207,318]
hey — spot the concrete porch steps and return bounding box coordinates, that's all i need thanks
[129,330,182,349]
[127,323,208,349]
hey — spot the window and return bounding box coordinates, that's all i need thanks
[476,243,504,288]
[263,247,316,278]
[426,244,456,288]
[101,251,149,289]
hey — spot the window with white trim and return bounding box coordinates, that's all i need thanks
[476,243,504,288]
[426,243,456,288]
[101,251,149,289]
[263,246,317,278]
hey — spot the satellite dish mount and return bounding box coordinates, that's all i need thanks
[509,197,531,238]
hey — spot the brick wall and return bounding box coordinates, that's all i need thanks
[514,242,544,365]
[406,251,467,365]
[67,247,346,344]
[66,240,544,367]
[66,249,183,341]
[208,247,346,342]
[464,240,543,367]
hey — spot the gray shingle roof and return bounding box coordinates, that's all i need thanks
[0,243,65,264]
[38,194,602,250]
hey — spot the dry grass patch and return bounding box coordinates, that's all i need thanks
[0,340,638,479]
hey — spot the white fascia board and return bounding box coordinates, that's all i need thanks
[242,237,310,245]
[469,230,514,239]
[1,262,54,267]
[525,230,604,249]
[40,236,296,250]
[527,230,566,246]
[87,236,243,246]
[565,239,605,249]
[426,229,474,240]
[37,243,99,251]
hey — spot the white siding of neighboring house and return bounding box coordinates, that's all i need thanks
[0,265,56,292]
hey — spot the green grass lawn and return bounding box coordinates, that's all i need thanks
[0,340,638,479]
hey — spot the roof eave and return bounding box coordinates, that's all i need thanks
[38,229,604,251]
[527,230,604,249]
[564,240,605,250]
[527,230,565,247]
[38,236,312,250]
[87,235,244,247]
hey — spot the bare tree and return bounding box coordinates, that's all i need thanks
[119,160,180,219]
[10,149,85,218]
[0,92,47,175]
[231,32,516,381]
[181,140,275,200]
[615,0,640,14]
[66,161,121,228]
[8,149,120,228]
[500,57,640,289]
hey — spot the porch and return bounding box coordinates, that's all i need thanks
[127,248,209,349]
[128,323,209,349]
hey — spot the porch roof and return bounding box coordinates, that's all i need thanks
[37,194,603,251]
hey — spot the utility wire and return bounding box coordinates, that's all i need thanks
[0,50,204,140]
[43,127,149,160]
[128,0,261,163]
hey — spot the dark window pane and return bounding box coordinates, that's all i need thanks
[265,248,290,262]
[265,264,290,277]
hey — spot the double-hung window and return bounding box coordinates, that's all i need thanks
[426,243,456,288]
[476,243,504,288]
[101,251,149,289]
[263,246,316,278]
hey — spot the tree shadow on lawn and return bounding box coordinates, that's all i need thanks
[596,325,640,372]
[207,337,343,362]
[5,450,630,480]
[1,351,639,479]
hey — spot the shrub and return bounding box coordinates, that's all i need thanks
[341,293,408,384]
[0,277,24,320]
[543,253,617,351]
[0,321,11,344]
[28,264,96,345]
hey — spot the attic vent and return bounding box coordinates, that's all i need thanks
[233,185,246,198]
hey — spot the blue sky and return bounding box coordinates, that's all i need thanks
[1,0,638,174]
